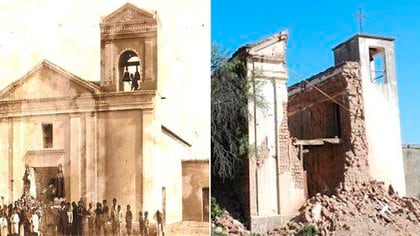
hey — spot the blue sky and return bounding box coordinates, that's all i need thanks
[212,0,420,145]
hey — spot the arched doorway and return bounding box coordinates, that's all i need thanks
[118,50,141,92]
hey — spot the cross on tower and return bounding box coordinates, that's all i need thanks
[356,8,366,34]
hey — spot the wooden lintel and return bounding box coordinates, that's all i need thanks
[293,137,342,146]
[322,138,343,144]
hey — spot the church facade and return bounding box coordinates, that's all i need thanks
[0,3,209,225]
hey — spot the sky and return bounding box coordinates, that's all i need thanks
[0,0,210,159]
[212,0,420,145]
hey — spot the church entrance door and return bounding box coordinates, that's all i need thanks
[33,167,57,203]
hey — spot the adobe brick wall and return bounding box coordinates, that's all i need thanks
[288,62,370,197]
[278,102,304,189]
[182,160,209,221]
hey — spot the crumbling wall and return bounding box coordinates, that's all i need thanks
[288,62,370,197]
[278,102,305,189]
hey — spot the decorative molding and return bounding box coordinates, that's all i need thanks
[101,24,157,35]
[101,4,155,24]
[24,149,65,168]
[26,149,65,155]
[100,4,157,38]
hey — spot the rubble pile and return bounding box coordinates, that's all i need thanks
[270,180,420,235]
[213,211,250,236]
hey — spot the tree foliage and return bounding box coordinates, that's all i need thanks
[211,45,249,180]
[212,44,268,180]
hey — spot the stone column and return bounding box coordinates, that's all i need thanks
[97,113,106,202]
[141,109,156,212]
[12,118,24,201]
[64,115,71,201]
[135,111,143,212]
[0,119,13,203]
[80,113,87,200]
[85,112,97,204]
[69,114,81,201]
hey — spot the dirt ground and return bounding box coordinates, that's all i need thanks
[165,221,209,236]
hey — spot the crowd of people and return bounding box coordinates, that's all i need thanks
[0,195,42,236]
[0,196,165,236]
[1,167,166,235]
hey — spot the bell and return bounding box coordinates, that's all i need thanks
[123,66,131,82]
[134,65,140,81]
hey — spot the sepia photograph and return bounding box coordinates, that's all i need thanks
[0,0,209,235]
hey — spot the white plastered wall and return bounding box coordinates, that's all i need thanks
[357,37,406,195]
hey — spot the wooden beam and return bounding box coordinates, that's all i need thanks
[293,137,342,146]
[323,138,342,144]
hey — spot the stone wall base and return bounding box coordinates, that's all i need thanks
[250,212,297,233]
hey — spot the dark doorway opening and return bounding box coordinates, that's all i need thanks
[202,187,209,222]
[33,167,58,203]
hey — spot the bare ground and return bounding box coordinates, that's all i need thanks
[165,221,209,236]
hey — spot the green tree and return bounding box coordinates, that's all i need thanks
[211,44,266,180]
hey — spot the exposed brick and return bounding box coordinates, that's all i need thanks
[288,62,370,197]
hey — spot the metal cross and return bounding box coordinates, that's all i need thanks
[356,8,366,34]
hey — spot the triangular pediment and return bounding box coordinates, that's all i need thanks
[101,3,155,24]
[248,31,288,58]
[0,60,101,101]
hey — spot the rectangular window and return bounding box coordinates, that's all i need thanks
[42,124,53,148]
[369,47,386,84]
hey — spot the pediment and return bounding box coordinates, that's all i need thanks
[0,60,101,101]
[101,3,155,24]
[248,31,288,59]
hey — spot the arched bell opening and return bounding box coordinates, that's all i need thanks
[118,50,141,92]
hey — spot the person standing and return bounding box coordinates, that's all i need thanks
[117,205,123,236]
[71,202,78,235]
[30,210,40,236]
[77,201,86,235]
[102,200,109,236]
[58,201,66,235]
[0,208,8,236]
[87,203,94,236]
[125,205,132,235]
[143,211,149,236]
[94,203,102,236]
[7,204,13,236]
[22,207,31,236]
[11,209,20,236]
[156,210,164,236]
[111,199,117,235]
[138,211,144,236]
[66,202,73,236]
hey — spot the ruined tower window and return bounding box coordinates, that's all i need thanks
[369,47,386,84]
[42,123,53,148]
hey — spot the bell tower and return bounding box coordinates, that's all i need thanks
[333,34,406,195]
[100,3,157,91]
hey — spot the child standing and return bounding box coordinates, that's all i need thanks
[138,211,144,236]
[11,209,20,236]
[125,205,132,235]
[117,205,123,235]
